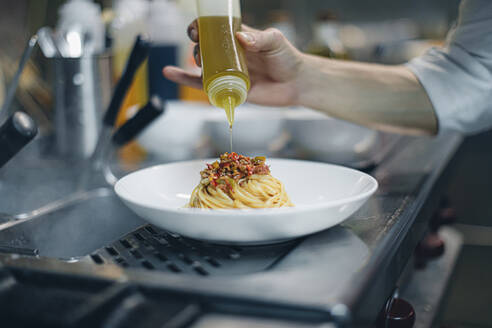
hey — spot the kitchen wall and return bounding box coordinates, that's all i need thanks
[242,0,461,48]
[0,0,461,59]
[244,0,460,24]
[0,0,462,108]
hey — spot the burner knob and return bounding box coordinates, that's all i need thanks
[377,298,416,328]
[430,207,457,232]
[416,233,445,259]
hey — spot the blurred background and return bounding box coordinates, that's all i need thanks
[0,0,461,57]
[0,0,460,65]
[0,0,462,166]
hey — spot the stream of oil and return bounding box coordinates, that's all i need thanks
[222,96,235,153]
[229,126,233,153]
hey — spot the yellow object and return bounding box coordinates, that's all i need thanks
[189,174,293,209]
[112,47,149,162]
[197,13,250,128]
[179,42,209,102]
[112,48,149,127]
[110,0,149,163]
[187,154,293,209]
[179,85,209,102]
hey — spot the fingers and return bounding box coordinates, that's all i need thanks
[241,24,260,33]
[193,44,201,67]
[162,66,203,90]
[188,21,267,67]
[236,28,288,54]
[189,20,258,41]
[187,19,199,42]
[188,20,202,67]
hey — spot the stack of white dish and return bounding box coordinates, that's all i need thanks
[138,101,210,162]
[285,109,380,166]
[206,105,286,157]
[138,101,381,166]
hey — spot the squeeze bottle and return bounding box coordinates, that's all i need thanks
[196,0,250,127]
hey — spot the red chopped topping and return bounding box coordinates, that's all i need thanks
[253,165,270,175]
[199,153,270,193]
[224,178,233,191]
[228,152,239,161]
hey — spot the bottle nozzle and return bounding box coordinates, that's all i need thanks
[207,75,247,127]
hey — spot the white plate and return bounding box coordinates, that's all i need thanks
[114,159,378,244]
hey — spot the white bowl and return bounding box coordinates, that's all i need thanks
[138,101,212,162]
[115,159,378,244]
[285,108,380,166]
[206,105,286,156]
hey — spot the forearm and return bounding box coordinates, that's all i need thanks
[296,54,438,135]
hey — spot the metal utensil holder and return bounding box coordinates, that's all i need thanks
[52,54,112,159]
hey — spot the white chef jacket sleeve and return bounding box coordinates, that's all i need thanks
[406,0,492,135]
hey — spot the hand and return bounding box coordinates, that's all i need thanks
[163,20,305,107]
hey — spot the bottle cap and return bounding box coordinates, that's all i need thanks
[207,75,248,108]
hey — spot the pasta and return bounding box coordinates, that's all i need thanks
[188,153,293,209]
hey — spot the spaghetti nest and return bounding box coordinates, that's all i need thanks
[188,153,293,209]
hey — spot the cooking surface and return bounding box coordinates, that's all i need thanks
[93,225,300,276]
[0,132,462,326]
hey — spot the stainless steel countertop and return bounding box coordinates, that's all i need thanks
[0,132,463,327]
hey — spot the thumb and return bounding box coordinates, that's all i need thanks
[237,28,287,53]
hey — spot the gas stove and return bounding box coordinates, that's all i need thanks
[0,133,463,328]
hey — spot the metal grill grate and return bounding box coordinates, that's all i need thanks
[91,225,299,276]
